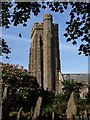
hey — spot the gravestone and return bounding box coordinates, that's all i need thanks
[66,92,77,119]
[32,97,42,119]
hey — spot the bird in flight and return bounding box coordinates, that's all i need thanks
[19,33,22,38]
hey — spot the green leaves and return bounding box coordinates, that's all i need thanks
[2,2,69,28]
[42,5,46,9]
[64,3,90,56]
[66,38,71,42]
[0,38,11,58]
[2,63,39,109]
[72,41,77,45]
[42,93,67,118]
[63,33,68,37]
[79,44,90,56]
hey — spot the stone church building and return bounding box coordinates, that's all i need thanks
[28,14,63,94]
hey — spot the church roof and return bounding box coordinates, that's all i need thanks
[62,74,88,82]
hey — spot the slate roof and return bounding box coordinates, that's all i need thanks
[62,74,89,82]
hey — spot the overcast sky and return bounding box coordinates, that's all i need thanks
[1,4,88,73]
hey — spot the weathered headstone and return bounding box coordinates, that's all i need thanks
[66,92,77,119]
[32,97,42,119]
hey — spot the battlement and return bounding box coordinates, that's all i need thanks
[43,14,52,21]
[31,22,43,38]
[52,23,58,30]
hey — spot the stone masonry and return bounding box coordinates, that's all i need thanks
[29,14,63,94]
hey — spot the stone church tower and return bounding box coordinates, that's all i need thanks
[29,14,63,94]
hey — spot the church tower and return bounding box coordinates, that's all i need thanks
[29,14,62,94]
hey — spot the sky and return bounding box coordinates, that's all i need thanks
[1,4,88,73]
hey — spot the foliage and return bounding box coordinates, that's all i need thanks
[62,79,83,101]
[42,91,55,117]
[42,79,84,118]
[2,63,40,118]
[1,2,90,56]
[0,38,11,58]
[2,63,89,119]
[54,94,67,114]
[78,97,90,106]
[77,97,90,113]
[63,2,90,56]
[42,93,67,118]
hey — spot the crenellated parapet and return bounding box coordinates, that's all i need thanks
[54,23,58,31]
[52,23,58,31]
[31,22,43,38]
